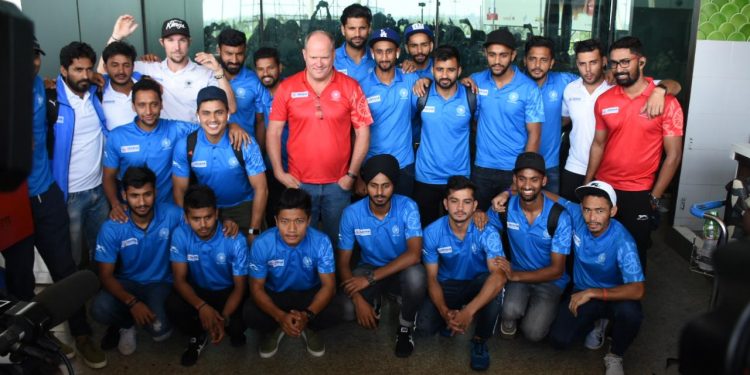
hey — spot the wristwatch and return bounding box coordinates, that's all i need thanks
[366,270,377,286]
[214,72,225,80]
[247,228,261,235]
[303,308,316,321]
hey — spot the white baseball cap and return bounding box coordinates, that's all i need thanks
[575,180,617,206]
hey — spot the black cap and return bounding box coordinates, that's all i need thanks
[33,36,45,56]
[513,152,546,175]
[161,18,190,38]
[483,28,516,49]
[196,86,228,108]
[361,154,400,185]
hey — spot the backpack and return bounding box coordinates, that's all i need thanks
[497,202,565,264]
[186,130,246,185]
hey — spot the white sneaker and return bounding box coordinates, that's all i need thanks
[585,319,609,350]
[604,353,624,375]
[117,327,136,356]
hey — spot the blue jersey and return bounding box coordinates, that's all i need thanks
[558,198,645,291]
[260,89,289,171]
[472,66,545,170]
[537,72,577,168]
[334,44,375,82]
[489,194,572,289]
[28,76,55,196]
[95,204,183,284]
[104,118,198,204]
[338,195,422,267]
[361,70,419,168]
[249,227,335,293]
[172,129,266,207]
[170,222,249,290]
[411,58,433,80]
[415,84,473,184]
[228,67,269,137]
[422,216,504,282]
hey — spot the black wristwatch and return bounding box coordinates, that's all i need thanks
[366,271,377,286]
[303,308,316,321]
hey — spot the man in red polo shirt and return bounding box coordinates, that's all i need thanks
[267,30,372,244]
[585,36,683,269]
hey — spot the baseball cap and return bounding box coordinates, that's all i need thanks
[196,86,228,108]
[368,28,400,48]
[404,23,434,42]
[513,152,546,175]
[483,27,516,49]
[33,36,45,56]
[161,18,190,38]
[575,180,618,206]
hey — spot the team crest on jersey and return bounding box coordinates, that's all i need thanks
[331,90,342,101]
[161,138,172,150]
[596,253,607,264]
[215,252,227,265]
[236,87,247,98]
[302,256,313,270]
[399,88,409,99]
[228,157,240,168]
[159,227,170,240]
[548,90,559,102]
[184,80,193,89]
[391,225,400,236]
[456,105,467,117]
[507,92,520,103]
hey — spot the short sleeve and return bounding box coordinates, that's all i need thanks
[349,83,374,129]
[486,210,505,232]
[102,133,120,169]
[230,239,249,276]
[172,137,190,178]
[421,228,439,264]
[337,208,355,250]
[94,223,119,263]
[481,229,504,259]
[269,83,289,122]
[243,141,266,177]
[617,238,645,284]
[169,228,188,263]
[661,98,684,137]
[248,239,268,279]
[173,120,200,137]
[551,210,572,255]
[558,197,584,229]
[403,200,423,239]
[525,86,545,123]
[317,236,335,274]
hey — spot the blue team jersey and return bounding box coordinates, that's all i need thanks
[338,195,422,267]
[422,216,504,282]
[361,70,419,168]
[260,90,289,171]
[172,129,266,207]
[228,67,269,137]
[95,204,184,284]
[489,194,572,289]
[334,44,375,82]
[170,222,249,290]
[248,227,335,293]
[104,118,198,204]
[415,83,473,184]
[472,66,545,170]
[537,72,577,168]
[28,76,55,196]
[558,198,645,290]
[411,58,433,80]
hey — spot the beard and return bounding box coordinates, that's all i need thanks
[615,68,640,87]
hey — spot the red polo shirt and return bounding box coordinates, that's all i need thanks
[594,77,683,191]
[270,70,373,184]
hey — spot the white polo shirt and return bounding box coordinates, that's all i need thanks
[562,78,612,175]
[102,78,137,130]
[63,82,104,193]
[134,60,218,122]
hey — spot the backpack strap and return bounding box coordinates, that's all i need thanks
[498,210,513,263]
[547,202,564,237]
[465,87,477,124]
[414,81,431,122]
[187,131,198,185]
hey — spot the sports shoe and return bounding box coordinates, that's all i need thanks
[50,334,75,359]
[75,335,108,369]
[301,329,325,357]
[604,353,625,375]
[585,319,609,350]
[117,327,137,356]
[259,329,285,359]
[180,334,208,367]
[470,338,490,371]
[394,325,414,358]
[499,319,517,339]
[373,295,382,321]
[100,326,119,350]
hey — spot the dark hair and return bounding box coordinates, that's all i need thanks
[580,189,613,208]
[254,47,280,66]
[524,36,555,56]
[573,38,604,57]
[183,185,217,213]
[445,176,476,199]
[59,41,96,69]
[131,78,163,104]
[217,28,246,47]
[340,4,372,26]
[433,44,461,65]
[609,36,643,55]
[102,41,136,63]
[276,188,312,217]
[121,166,156,191]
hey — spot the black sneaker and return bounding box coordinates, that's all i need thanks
[100,326,119,351]
[395,325,414,358]
[180,334,208,367]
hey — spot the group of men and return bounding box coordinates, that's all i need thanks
[10,2,685,374]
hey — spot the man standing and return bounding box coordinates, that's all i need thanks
[471,28,545,210]
[91,167,180,355]
[418,176,507,371]
[101,41,141,130]
[360,28,420,196]
[245,188,340,358]
[167,185,249,366]
[334,4,375,81]
[338,154,425,358]
[584,36,684,268]
[267,30,372,245]
[402,23,435,79]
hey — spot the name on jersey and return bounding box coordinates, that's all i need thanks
[120,238,138,248]
[187,254,199,262]
[507,222,520,230]
[602,107,619,115]
[268,259,285,268]
[437,246,453,254]
[191,160,207,168]
[366,95,381,104]
[120,145,140,153]
[422,106,435,113]
[354,229,372,236]
[477,88,489,96]
[291,91,309,99]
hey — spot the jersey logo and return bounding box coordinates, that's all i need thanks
[159,228,170,240]
[602,107,619,115]
[437,246,453,254]
[191,160,207,168]
[637,214,649,221]
[184,80,193,89]
[121,238,138,248]
[161,138,172,150]
[121,145,141,153]
[367,95,381,104]
[477,88,489,96]
[399,88,409,99]
[187,254,199,261]
[302,256,313,270]
[391,225,400,236]
[215,252,226,265]
[268,259,285,267]
[228,157,240,168]
[95,244,106,254]
[456,105,467,117]
[236,87,247,98]
[170,246,179,254]
[291,91,309,99]
[507,222,520,230]
[331,90,342,101]
[422,106,435,113]
[596,253,607,264]
[354,228,372,236]
[507,92,520,103]
[380,29,388,38]
[548,90,559,101]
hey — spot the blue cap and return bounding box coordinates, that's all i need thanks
[368,28,400,48]
[404,23,434,42]
[196,86,228,108]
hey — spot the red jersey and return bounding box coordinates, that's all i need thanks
[270,70,373,184]
[594,78,683,191]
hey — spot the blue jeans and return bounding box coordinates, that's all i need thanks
[471,166,514,211]
[67,184,109,266]
[90,280,173,337]
[417,273,502,339]
[549,296,643,356]
[300,182,351,245]
[501,281,563,342]
[546,166,560,195]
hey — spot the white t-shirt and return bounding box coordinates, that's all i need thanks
[63,83,104,193]
[562,79,613,175]
[134,60,218,122]
[102,78,137,130]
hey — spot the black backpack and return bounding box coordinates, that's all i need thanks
[185,130,246,185]
[497,202,565,264]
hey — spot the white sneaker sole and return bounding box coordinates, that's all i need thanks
[259,332,285,359]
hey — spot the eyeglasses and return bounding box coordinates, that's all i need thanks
[314,96,323,120]
[608,56,639,69]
